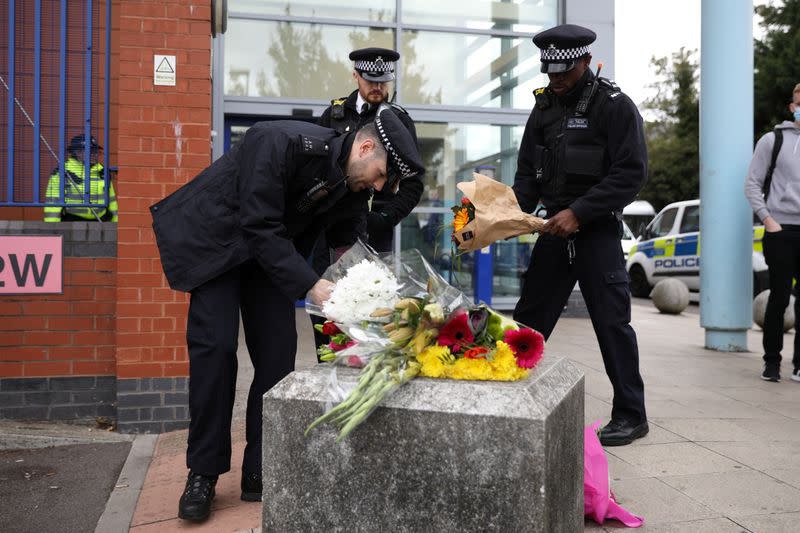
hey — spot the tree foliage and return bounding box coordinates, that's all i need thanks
[638,48,700,210]
[754,0,800,137]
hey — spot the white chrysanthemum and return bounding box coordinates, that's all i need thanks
[323,259,400,323]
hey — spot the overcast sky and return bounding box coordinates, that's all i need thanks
[614,0,768,108]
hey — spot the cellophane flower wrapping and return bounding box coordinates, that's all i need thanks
[304,239,545,441]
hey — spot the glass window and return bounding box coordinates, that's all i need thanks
[225,19,394,98]
[680,206,700,233]
[399,120,525,298]
[402,0,557,33]
[648,208,677,238]
[229,0,395,23]
[401,30,547,108]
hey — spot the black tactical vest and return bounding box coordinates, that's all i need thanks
[531,80,616,209]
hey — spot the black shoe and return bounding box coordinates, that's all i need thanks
[761,362,780,382]
[241,471,262,502]
[178,471,217,521]
[599,419,649,446]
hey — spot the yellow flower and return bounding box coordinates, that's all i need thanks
[453,207,470,232]
[418,345,450,378]
[418,341,530,381]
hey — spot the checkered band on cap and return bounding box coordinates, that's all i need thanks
[354,58,394,73]
[374,113,413,178]
[540,44,591,62]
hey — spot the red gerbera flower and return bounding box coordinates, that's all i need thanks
[438,312,474,347]
[503,328,544,369]
[321,321,341,336]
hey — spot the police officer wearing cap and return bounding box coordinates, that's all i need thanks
[319,47,423,253]
[43,134,118,222]
[150,109,424,522]
[512,24,649,446]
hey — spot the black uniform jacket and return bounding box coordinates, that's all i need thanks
[150,121,369,298]
[513,69,648,224]
[319,89,423,229]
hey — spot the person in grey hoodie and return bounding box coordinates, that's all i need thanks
[745,82,800,383]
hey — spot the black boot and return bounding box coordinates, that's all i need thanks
[241,471,262,502]
[178,471,217,521]
[599,419,649,446]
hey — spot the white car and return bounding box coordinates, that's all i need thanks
[620,220,636,260]
[625,199,768,297]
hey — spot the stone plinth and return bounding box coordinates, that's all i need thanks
[263,357,584,533]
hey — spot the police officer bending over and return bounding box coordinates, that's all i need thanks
[513,24,649,446]
[150,107,424,522]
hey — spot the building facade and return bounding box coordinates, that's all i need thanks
[0,0,614,430]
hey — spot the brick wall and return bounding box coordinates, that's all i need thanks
[0,222,117,421]
[114,0,212,432]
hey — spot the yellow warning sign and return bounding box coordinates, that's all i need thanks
[154,55,176,86]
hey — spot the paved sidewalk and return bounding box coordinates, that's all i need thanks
[103,300,800,532]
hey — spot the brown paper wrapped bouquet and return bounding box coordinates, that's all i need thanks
[451,173,546,251]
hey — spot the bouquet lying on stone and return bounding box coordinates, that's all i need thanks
[452,172,547,251]
[305,240,545,441]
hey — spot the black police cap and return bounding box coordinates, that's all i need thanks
[374,104,424,180]
[532,24,596,73]
[349,47,400,83]
[68,134,102,153]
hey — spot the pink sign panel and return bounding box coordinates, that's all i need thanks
[0,235,63,294]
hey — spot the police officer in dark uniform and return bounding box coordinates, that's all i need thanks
[319,47,423,253]
[150,107,424,522]
[310,47,425,353]
[512,24,649,446]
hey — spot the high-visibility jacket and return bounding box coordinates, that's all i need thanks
[43,158,118,222]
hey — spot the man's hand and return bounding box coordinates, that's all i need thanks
[764,216,782,233]
[543,208,579,238]
[308,279,335,307]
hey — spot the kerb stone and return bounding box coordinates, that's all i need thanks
[263,356,584,532]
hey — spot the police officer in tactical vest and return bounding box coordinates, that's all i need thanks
[319,47,423,253]
[513,24,649,446]
[150,108,424,522]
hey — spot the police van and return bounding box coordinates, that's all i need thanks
[625,199,768,297]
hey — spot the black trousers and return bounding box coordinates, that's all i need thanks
[514,218,646,425]
[762,226,800,368]
[186,259,296,476]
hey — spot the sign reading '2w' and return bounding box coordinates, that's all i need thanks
[0,236,63,294]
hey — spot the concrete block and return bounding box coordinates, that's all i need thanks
[263,357,584,533]
[651,279,690,314]
[752,290,794,331]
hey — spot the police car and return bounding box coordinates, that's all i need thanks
[626,199,768,297]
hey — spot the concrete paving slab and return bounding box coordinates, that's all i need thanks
[631,517,751,532]
[608,441,744,477]
[703,441,800,471]
[660,470,800,517]
[763,468,800,490]
[735,511,800,532]
[650,418,762,442]
[608,477,719,524]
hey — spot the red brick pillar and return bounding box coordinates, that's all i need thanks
[114,0,212,432]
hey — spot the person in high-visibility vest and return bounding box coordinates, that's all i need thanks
[43,134,118,222]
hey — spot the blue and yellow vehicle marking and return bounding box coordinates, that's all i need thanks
[630,228,764,263]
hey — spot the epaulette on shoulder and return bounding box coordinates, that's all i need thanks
[331,97,347,106]
[389,102,409,115]
[300,134,330,156]
[533,86,551,109]
[598,77,623,100]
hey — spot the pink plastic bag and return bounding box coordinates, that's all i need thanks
[584,421,644,527]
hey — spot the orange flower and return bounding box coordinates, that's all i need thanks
[464,346,489,359]
[453,207,470,232]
